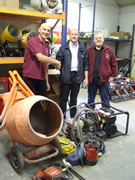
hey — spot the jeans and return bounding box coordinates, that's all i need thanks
[88,81,110,108]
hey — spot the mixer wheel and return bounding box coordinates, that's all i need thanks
[10,146,25,173]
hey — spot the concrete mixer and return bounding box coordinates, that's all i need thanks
[0,70,63,173]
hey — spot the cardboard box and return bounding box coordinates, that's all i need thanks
[0,0,19,9]
[48,75,60,95]
[124,32,131,40]
[47,94,60,104]
[111,31,130,40]
[47,74,60,104]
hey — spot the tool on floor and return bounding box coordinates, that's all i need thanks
[63,102,129,141]
[84,140,99,165]
[32,161,73,180]
[109,63,135,103]
[0,70,63,173]
[92,102,129,140]
[66,136,105,167]
[63,159,86,180]
[32,166,63,180]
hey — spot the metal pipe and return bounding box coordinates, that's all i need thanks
[62,0,68,45]
[91,0,96,45]
[78,3,81,32]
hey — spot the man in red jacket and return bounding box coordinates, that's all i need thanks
[87,33,117,108]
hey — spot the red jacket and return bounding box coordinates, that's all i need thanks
[87,44,117,83]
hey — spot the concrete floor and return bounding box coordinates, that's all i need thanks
[0,88,135,180]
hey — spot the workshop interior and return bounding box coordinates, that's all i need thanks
[0,0,135,180]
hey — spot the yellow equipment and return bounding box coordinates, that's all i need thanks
[20,32,31,49]
[0,24,22,44]
[53,33,58,43]
[20,32,38,49]
[67,35,70,41]
[57,136,76,155]
[0,24,22,57]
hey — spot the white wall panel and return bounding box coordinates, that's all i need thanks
[118,5,135,75]
[68,0,119,36]
[47,0,119,36]
[119,5,135,34]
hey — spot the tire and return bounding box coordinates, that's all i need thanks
[9,146,25,173]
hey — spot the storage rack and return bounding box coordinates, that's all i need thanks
[105,38,132,56]
[104,25,135,76]
[78,0,96,45]
[78,2,134,76]
[105,36,133,76]
[0,0,68,65]
[104,25,135,58]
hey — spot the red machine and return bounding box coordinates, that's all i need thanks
[84,143,98,165]
[32,166,61,180]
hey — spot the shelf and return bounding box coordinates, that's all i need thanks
[0,57,24,64]
[79,38,91,40]
[0,6,67,65]
[116,57,130,61]
[0,8,66,65]
[105,38,132,42]
[0,8,66,24]
[79,38,132,42]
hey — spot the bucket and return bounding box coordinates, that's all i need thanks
[5,95,63,146]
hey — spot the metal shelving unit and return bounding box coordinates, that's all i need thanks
[105,37,132,76]
[104,25,135,76]
[78,0,96,45]
[105,38,132,57]
[0,57,24,64]
[0,1,68,64]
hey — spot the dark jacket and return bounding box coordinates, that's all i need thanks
[56,41,89,84]
[87,44,117,83]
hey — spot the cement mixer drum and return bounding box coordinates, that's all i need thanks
[5,95,63,146]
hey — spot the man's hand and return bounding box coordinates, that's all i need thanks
[83,78,88,88]
[55,60,61,70]
[108,76,114,82]
[46,82,50,91]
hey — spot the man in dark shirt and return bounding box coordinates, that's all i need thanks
[23,23,61,96]
[93,48,103,84]
[87,33,117,108]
